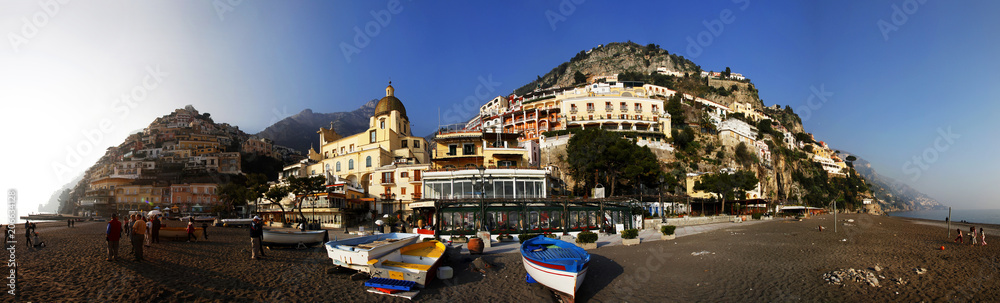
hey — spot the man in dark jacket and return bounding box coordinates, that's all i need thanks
[249,216,266,260]
[106,214,122,261]
[151,215,161,244]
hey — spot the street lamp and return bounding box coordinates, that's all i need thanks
[477,165,487,232]
[659,175,665,223]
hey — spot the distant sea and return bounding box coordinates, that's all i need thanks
[888,209,1000,225]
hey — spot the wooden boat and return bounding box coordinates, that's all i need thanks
[220,218,253,227]
[325,233,419,273]
[520,236,590,302]
[158,227,202,240]
[369,240,446,288]
[262,229,328,248]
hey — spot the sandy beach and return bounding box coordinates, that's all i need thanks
[9,214,999,302]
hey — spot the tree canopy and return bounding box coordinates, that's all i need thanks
[693,170,759,213]
[563,129,663,197]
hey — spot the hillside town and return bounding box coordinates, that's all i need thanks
[65,62,874,235]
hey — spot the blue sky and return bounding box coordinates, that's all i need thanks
[2,0,998,218]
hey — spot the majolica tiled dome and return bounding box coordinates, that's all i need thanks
[374,83,407,120]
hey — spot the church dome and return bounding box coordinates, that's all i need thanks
[374,83,407,120]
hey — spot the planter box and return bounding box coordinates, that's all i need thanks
[622,238,641,246]
[661,234,676,240]
[577,242,597,250]
[452,237,468,243]
[499,237,516,242]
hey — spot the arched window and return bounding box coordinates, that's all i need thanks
[366,156,372,167]
[349,159,354,170]
[336,162,341,172]
[380,119,385,129]
[325,164,330,172]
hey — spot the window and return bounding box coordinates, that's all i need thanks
[382,172,394,183]
[366,156,372,167]
[401,187,407,195]
[325,164,330,172]
[401,171,409,178]
[605,102,612,111]
[635,103,642,112]
[350,144,354,152]
[370,130,376,143]
[586,103,594,112]
[498,160,515,167]
[380,119,386,129]
[448,144,457,156]
[414,140,420,148]
[340,147,345,154]
[463,144,475,155]
[348,159,354,170]
[401,140,408,148]
[336,162,341,172]
[607,114,612,119]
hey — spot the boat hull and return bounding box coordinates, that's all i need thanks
[158,227,202,240]
[325,233,419,273]
[220,218,253,227]
[370,240,446,288]
[262,230,328,247]
[520,237,590,300]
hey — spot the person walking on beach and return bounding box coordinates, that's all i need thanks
[106,214,122,261]
[151,215,161,244]
[201,222,209,240]
[186,222,197,242]
[955,229,964,243]
[970,226,978,246]
[980,227,987,246]
[249,216,265,260]
[132,215,146,262]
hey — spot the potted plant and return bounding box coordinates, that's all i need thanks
[452,234,469,243]
[518,233,539,244]
[621,229,640,246]
[576,231,598,250]
[544,232,558,239]
[660,225,676,240]
[498,233,515,242]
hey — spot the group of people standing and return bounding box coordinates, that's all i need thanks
[105,213,164,262]
[954,226,988,246]
[23,220,42,248]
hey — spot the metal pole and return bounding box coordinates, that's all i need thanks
[834,199,837,233]
[947,207,952,238]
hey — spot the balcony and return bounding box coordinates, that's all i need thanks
[651,109,659,114]
[605,106,614,112]
[569,108,578,114]
[586,108,595,113]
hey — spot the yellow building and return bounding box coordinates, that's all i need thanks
[304,83,430,213]
[177,140,221,156]
[560,94,671,140]
[685,173,720,199]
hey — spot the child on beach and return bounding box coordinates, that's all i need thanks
[186,222,197,242]
[955,229,964,243]
[981,228,987,246]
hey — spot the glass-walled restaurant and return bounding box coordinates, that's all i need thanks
[421,168,635,235]
[437,205,633,235]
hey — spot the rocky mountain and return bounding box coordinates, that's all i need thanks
[512,41,767,111]
[842,151,945,211]
[255,100,377,153]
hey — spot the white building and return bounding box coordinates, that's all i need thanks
[718,118,757,146]
[812,155,846,176]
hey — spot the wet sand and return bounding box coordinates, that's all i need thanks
[10,214,1000,302]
